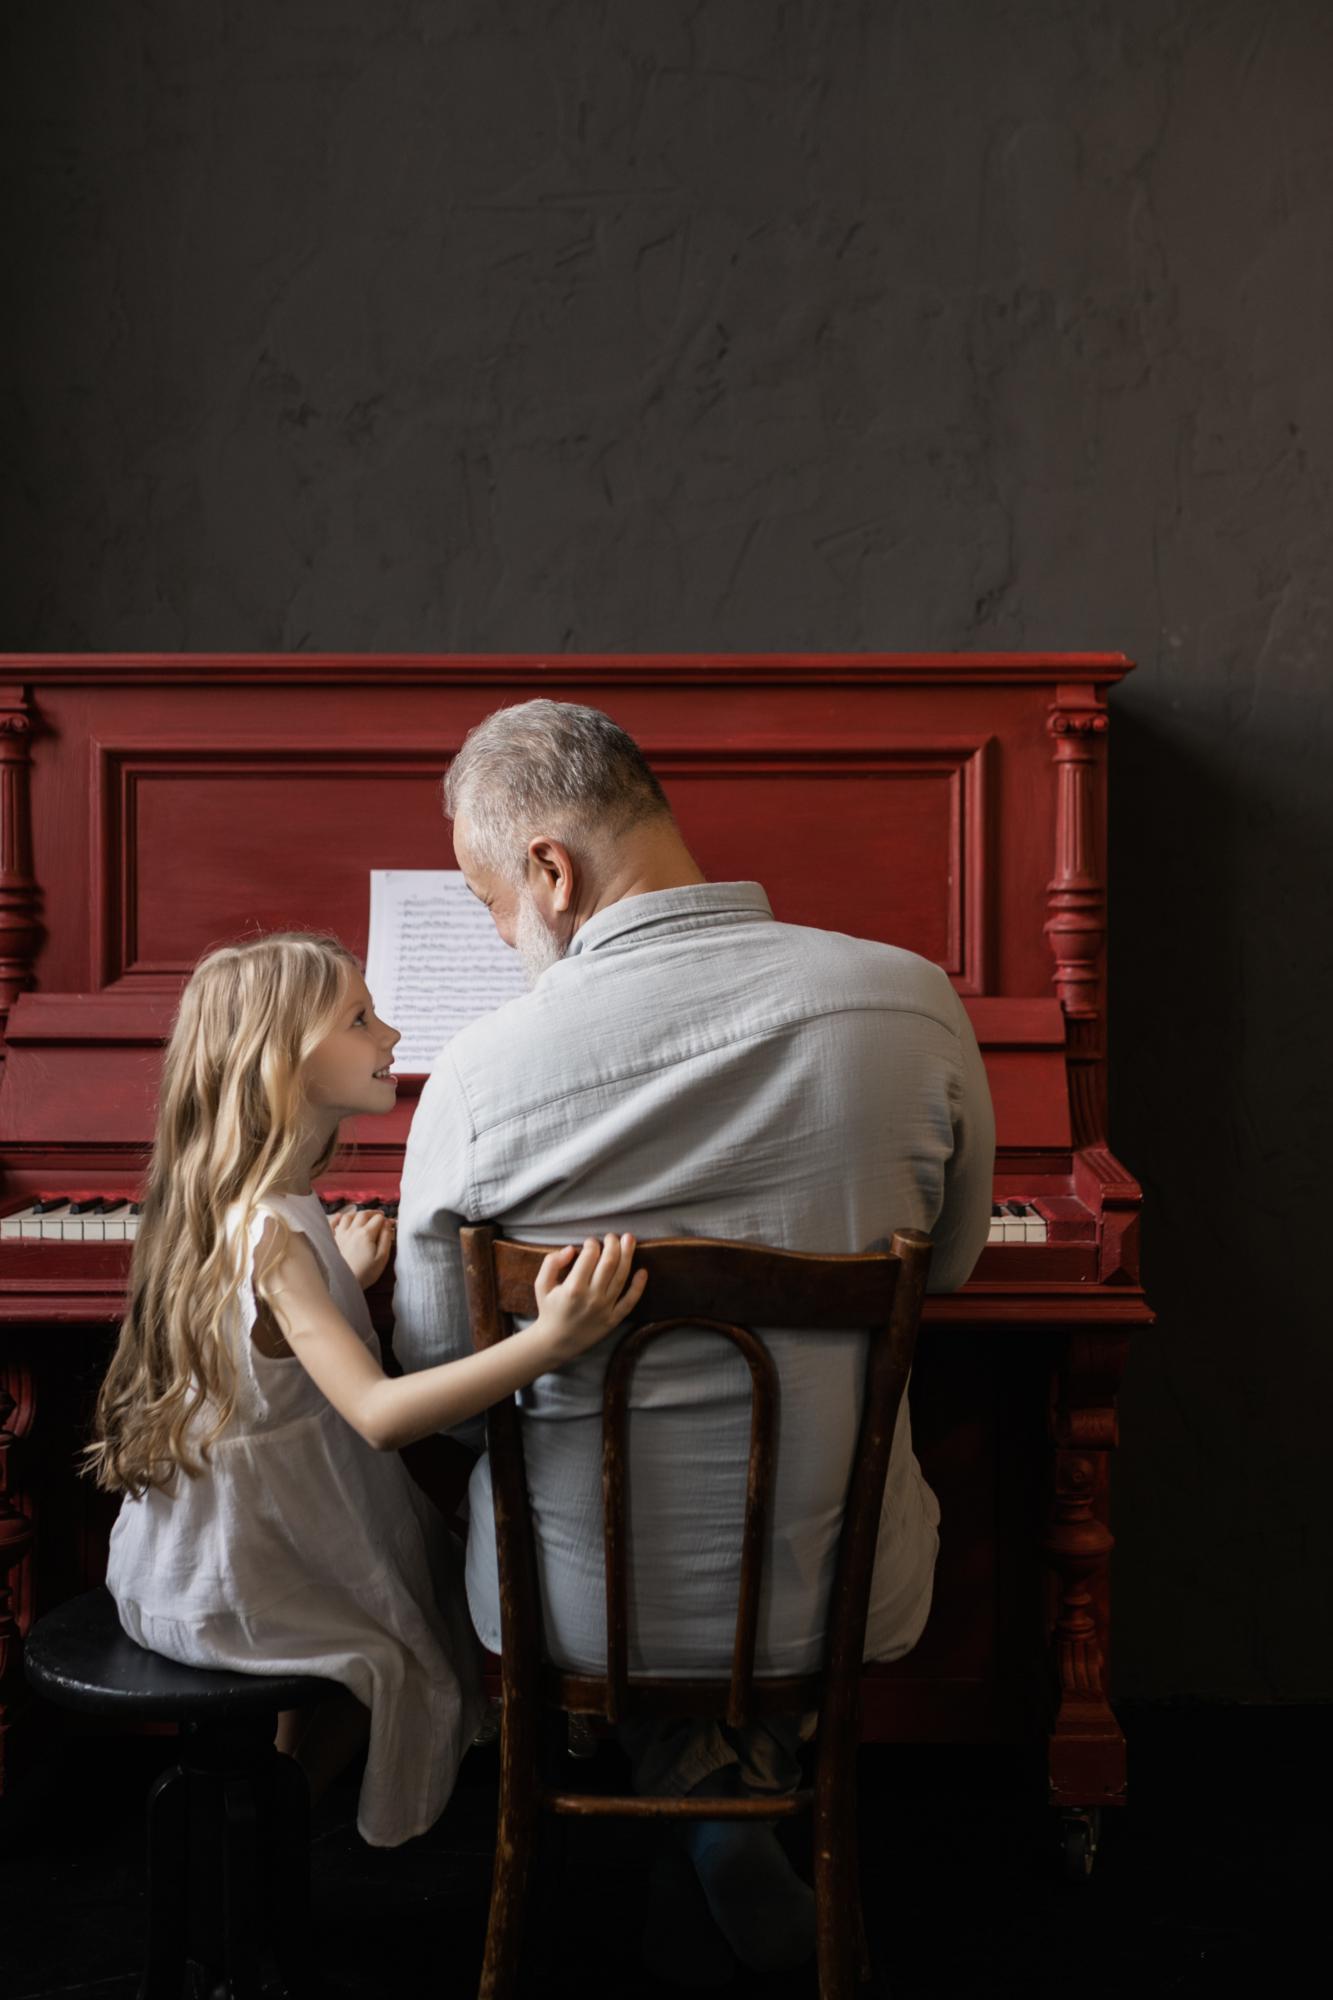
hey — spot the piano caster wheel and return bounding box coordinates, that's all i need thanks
[1059,1806,1101,1882]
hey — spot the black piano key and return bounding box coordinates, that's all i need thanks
[1003,1201,1028,1217]
[32,1197,69,1215]
[70,1197,104,1214]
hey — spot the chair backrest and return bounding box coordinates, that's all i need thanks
[460,1229,932,1730]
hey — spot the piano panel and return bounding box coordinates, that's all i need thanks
[864,1328,1047,1740]
[98,734,994,992]
[655,738,990,989]
[108,749,451,978]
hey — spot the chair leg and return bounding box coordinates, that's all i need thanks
[812,1725,864,2000]
[847,1792,871,1984]
[479,1696,541,2000]
[139,1763,190,2000]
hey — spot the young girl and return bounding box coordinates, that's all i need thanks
[88,932,646,1848]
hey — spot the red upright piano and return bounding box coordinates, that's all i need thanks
[0,653,1151,1871]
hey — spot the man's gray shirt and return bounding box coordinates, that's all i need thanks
[393,882,995,1676]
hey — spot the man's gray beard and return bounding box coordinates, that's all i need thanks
[515,893,567,986]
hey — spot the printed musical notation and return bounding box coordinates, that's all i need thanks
[364,870,528,1073]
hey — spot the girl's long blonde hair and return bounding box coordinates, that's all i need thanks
[87,932,358,1496]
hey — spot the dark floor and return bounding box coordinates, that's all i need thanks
[0,1703,1325,1999]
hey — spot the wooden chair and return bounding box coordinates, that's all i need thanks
[460,1225,933,2000]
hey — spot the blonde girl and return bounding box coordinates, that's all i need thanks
[89,933,645,1847]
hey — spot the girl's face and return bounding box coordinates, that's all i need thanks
[302,969,401,1120]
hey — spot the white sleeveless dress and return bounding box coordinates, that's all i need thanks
[106,1192,484,1847]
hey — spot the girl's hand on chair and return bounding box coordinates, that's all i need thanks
[534,1234,647,1363]
[330,1208,395,1290]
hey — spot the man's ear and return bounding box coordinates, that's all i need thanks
[526,836,576,915]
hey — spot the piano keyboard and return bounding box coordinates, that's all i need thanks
[1,1197,142,1241]
[4,1194,1052,1247]
[0,1194,397,1242]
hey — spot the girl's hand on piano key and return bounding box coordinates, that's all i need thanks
[330,1206,395,1289]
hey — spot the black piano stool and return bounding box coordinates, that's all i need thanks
[24,1587,339,1999]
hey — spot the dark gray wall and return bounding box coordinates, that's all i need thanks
[3,1,1330,1697]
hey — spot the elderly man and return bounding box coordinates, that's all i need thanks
[394,699,994,1978]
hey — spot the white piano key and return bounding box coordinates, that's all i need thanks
[59,1214,88,1240]
[1022,1210,1048,1243]
[3,1204,41,1239]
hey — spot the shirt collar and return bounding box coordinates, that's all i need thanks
[565,882,774,957]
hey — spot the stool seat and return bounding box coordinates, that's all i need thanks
[24,1587,337,1719]
[25,1587,339,1998]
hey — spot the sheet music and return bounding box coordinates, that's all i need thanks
[364,870,528,1073]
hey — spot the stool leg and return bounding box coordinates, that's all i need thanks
[221,1772,263,1995]
[139,1763,190,2000]
[270,1751,313,1996]
[190,1716,295,2000]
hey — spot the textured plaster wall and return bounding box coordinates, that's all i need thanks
[2,1,1330,1696]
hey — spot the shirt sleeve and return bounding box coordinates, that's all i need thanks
[391,1048,486,1448]
[927,989,997,1293]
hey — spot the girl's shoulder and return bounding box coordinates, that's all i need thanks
[226,1190,325,1235]
[254,1191,327,1231]
[227,1194,334,1278]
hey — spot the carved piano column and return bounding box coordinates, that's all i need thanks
[0,688,40,1067]
[0,1357,35,1793]
[1044,692,1108,1145]
[1044,1330,1128,1810]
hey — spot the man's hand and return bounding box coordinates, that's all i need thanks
[330,1208,395,1290]
[533,1233,648,1365]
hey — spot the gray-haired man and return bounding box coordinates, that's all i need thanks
[394,700,994,1977]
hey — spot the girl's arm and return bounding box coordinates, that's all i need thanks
[255,1226,646,1453]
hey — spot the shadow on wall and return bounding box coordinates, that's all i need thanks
[1107,696,1333,1700]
